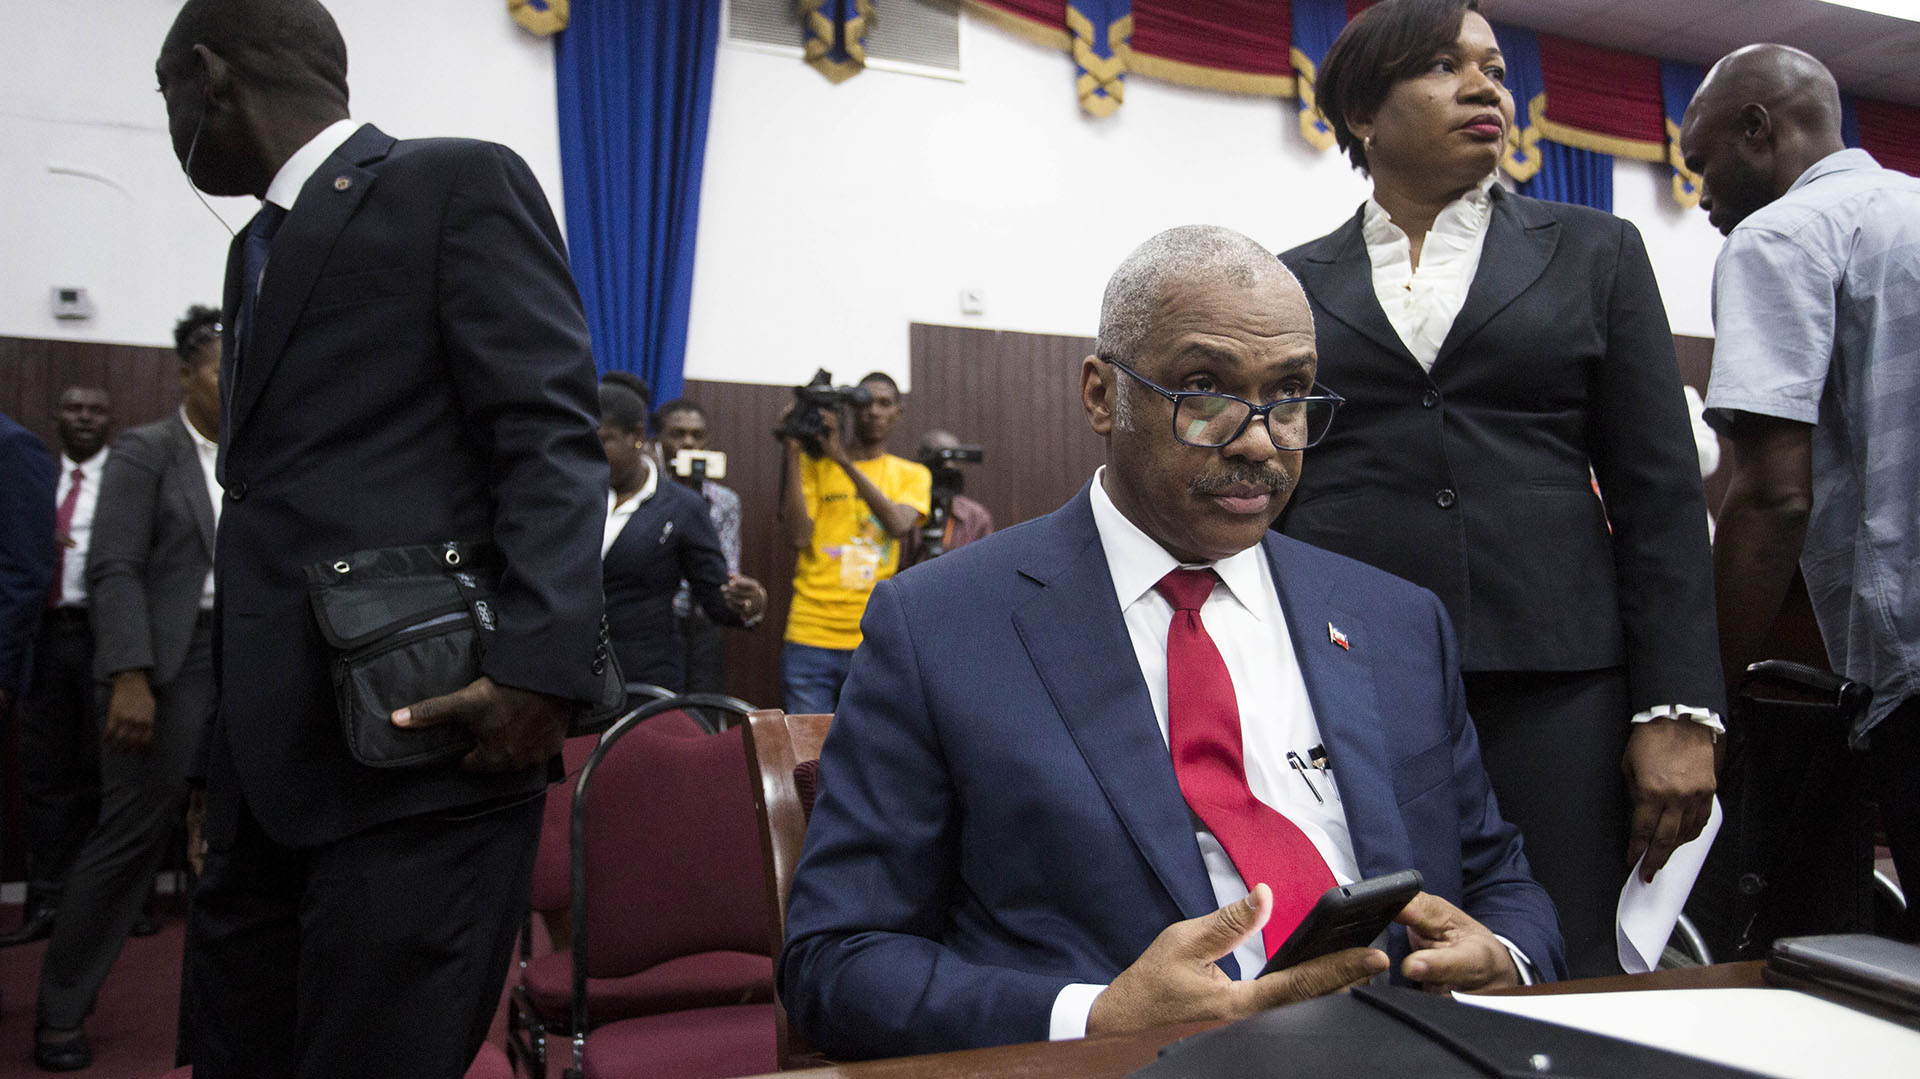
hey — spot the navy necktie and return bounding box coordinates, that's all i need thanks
[236,202,288,367]
[220,202,287,480]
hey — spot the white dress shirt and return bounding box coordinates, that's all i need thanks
[264,118,362,213]
[601,456,660,557]
[1363,173,1498,372]
[182,409,222,609]
[53,450,109,608]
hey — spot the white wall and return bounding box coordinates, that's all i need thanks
[5,5,1727,370]
[2,0,560,348]
[684,16,1731,389]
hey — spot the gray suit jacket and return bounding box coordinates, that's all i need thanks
[87,413,216,686]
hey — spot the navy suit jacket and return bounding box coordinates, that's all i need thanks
[210,124,607,847]
[779,484,1563,1059]
[603,477,740,690]
[1279,189,1721,716]
[0,412,55,699]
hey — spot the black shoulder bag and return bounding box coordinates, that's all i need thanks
[303,540,625,769]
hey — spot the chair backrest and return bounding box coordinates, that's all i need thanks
[575,708,770,982]
[529,732,605,914]
[742,709,833,1070]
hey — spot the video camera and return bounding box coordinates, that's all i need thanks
[772,369,872,456]
[914,443,985,562]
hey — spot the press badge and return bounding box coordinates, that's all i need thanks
[839,539,882,589]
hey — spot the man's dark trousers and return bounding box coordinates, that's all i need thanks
[37,618,212,1028]
[184,792,541,1078]
[17,607,101,912]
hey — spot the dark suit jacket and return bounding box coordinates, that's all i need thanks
[603,476,740,690]
[0,412,55,699]
[88,413,216,686]
[212,124,607,848]
[1280,189,1722,714]
[779,485,1563,1059]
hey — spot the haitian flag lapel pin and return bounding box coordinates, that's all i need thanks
[1327,623,1351,651]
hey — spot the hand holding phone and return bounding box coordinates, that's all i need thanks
[1258,869,1424,977]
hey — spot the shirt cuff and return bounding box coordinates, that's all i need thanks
[1492,934,1536,986]
[1630,704,1726,741]
[1049,983,1108,1041]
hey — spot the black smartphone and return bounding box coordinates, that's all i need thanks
[1257,869,1424,977]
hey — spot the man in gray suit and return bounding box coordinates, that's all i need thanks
[31,307,224,1071]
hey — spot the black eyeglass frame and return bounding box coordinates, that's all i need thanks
[1100,355,1344,451]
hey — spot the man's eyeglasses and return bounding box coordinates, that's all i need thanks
[1101,356,1342,451]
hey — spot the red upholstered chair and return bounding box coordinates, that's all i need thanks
[565,695,778,1079]
[513,709,772,1076]
[741,710,833,1071]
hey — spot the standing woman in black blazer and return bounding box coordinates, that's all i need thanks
[1279,0,1722,977]
[597,381,767,694]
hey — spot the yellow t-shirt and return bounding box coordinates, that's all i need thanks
[786,453,932,650]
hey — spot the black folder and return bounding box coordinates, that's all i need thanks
[1131,985,1771,1078]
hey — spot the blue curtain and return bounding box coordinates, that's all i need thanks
[1520,142,1613,212]
[555,0,723,404]
[1493,23,1613,213]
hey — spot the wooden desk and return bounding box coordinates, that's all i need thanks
[751,963,1769,1078]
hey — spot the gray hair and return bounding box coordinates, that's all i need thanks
[1096,226,1299,364]
[1096,226,1304,430]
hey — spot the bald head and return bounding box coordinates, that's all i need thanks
[1691,44,1841,142]
[1681,44,1847,234]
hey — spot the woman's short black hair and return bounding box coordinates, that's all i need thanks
[598,383,648,433]
[172,304,223,361]
[1315,0,1480,174]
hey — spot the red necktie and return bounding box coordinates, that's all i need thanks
[1158,568,1336,959]
[49,466,83,609]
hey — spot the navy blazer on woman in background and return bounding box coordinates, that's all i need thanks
[602,476,743,691]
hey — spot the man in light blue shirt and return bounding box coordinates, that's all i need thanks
[1682,44,1920,941]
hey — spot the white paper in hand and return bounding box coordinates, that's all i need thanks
[1616,796,1723,973]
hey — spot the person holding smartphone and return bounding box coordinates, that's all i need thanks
[779,226,1561,1062]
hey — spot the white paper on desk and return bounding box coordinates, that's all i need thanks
[1455,987,1920,1078]
[1616,795,1722,973]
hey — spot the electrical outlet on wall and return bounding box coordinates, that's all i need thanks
[959,287,985,316]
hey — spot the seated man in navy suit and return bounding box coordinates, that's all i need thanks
[779,225,1564,1060]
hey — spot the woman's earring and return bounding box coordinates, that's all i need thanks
[1363,133,1375,151]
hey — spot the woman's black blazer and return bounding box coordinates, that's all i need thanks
[1279,187,1723,715]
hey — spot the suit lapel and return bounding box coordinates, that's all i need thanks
[606,492,665,570]
[1009,490,1222,927]
[230,124,392,438]
[167,415,217,559]
[1264,537,1415,879]
[1291,210,1419,367]
[1431,189,1559,372]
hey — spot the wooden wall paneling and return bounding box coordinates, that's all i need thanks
[677,378,798,712]
[904,322,1103,535]
[1,334,182,453]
